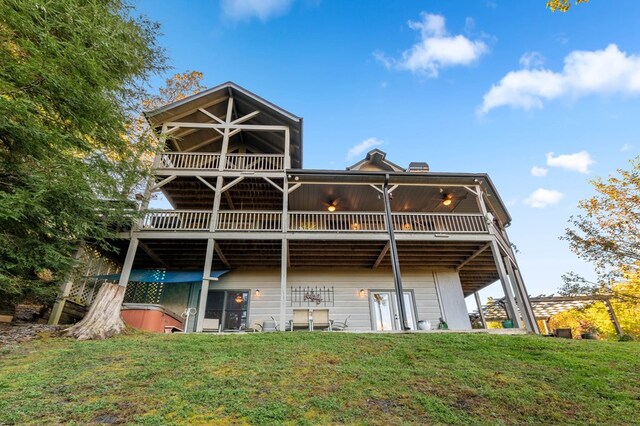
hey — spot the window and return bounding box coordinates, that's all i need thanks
[205,290,249,330]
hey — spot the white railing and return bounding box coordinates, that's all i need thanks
[216,211,282,231]
[141,210,211,231]
[156,152,285,171]
[289,212,386,232]
[138,210,488,234]
[224,153,285,171]
[158,152,220,170]
[392,213,488,233]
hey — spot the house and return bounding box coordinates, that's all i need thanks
[50,82,539,333]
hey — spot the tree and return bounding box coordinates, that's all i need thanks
[0,2,164,313]
[546,0,590,12]
[64,71,206,340]
[562,156,640,292]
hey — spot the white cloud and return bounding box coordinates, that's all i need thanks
[375,12,488,77]
[346,137,383,160]
[480,44,640,114]
[524,188,564,208]
[519,51,545,69]
[621,143,634,152]
[221,0,292,21]
[546,151,595,174]
[530,166,548,177]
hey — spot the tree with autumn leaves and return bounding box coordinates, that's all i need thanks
[559,157,640,339]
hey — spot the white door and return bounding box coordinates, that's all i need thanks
[371,291,416,331]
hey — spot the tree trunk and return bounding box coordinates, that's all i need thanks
[64,282,126,340]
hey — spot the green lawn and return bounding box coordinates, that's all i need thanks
[0,332,638,425]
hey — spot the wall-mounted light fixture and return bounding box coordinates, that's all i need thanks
[359,289,366,297]
[442,193,453,206]
[327,201,337,212]
[254,289,261,296]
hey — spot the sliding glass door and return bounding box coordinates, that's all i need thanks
[205,290,249,330]
[370,291,416,331]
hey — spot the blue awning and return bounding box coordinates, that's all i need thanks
[92,269,229,283]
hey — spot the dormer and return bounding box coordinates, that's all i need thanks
[346,149,405,172]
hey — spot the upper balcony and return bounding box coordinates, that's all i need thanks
[139,210,489,237]
[156,152,286,173]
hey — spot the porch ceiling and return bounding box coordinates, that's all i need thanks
[159,176,284,210]
[288,184,481,214]
[109,238,498,295]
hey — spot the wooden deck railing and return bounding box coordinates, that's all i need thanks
[139,210,489,234]
[158,152,220,170]
[224,153,285,171]
[289,212,386,232]
[216,211,282,231]
[156,152,285,171]
[392,213,488,233]
[141,210,212,231]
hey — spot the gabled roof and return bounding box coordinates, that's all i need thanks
[143,81,303,168]
[347,149,405,172]
[145,81,301,123]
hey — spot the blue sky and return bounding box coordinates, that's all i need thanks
[137,0,640,301]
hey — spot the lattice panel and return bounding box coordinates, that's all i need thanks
[124,282,165,304]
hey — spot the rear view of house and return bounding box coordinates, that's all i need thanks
[50,82,538,334]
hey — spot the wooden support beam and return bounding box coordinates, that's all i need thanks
[288,183,302,194]
[280,239,288,330]
[231,110,260,125]
[138,241,169,269]
[214,243,231,268]
[150,175,177,192]
[489,240,522,328]
[221,176,245,193]
[196,176,217,192]
[196,238,215,332]
[224,191,235,210]
[372,242,390,269]
[164,122,290,132]
[474,291,487,329]
[198,108,225,125]
[456,242,491,272]
[118,238,139,288]
[263,177,283,193]
[369,184,383,194]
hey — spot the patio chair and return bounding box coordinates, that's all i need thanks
[312,309,331,331]
[254,319,279,332]
[290,309,311,331]
[331,315,351,331]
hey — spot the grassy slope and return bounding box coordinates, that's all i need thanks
[0,332,638,425]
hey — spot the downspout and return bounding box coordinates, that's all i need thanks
[383,174,410,330]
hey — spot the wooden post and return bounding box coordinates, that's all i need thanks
[284,127,291,169]
[604,298,623,336]
[383,176,409,330]
[504,256,538,333]
[118,238,139,288]
[195,238,215,332]
[280,239,288,331]
[489,240,522,328]
[474,291,487,329]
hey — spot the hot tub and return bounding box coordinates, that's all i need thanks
[121,303,184,333]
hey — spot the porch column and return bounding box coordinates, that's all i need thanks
[280,239,288,331]
[489,240,522,328]
[383,177,409,330]
[474,291,487,329]
[117,237,139,288]
[505,257,539,333]
[284,127,291,169]
[196,238,215,332]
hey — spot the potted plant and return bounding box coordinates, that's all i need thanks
[578,320,598,340]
